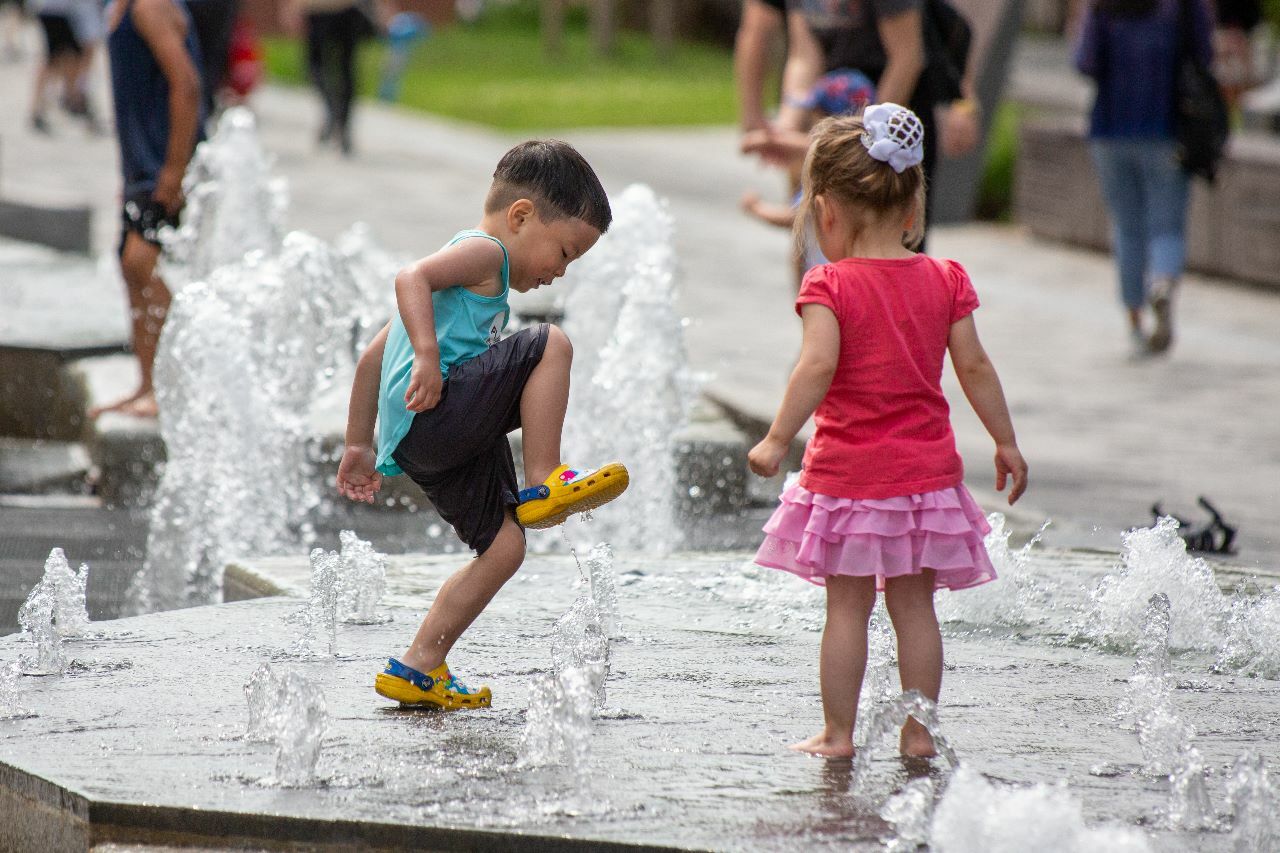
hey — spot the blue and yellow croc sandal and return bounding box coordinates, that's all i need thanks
[515,462,630,530]
[374,658,492,709]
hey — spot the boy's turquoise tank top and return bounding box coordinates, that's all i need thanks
[375,230,510,476]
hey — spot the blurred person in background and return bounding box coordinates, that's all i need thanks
[95,0,204,418]
[281,0,378,156]
[183,0,239,117]
[29,0,83,132]
[1,0,28,62]
[1074,0,1213,355]
[774,0,980,251]
[1212,0,1261,107]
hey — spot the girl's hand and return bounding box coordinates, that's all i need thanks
[404,361,441,412]
[994,443,1028,505]
[748,436,789,478]
[336,445,383,504]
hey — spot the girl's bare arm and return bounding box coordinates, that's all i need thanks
[947,315,1028,503]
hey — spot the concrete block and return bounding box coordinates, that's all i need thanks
[0,199,91,255]
[0,347,89,441]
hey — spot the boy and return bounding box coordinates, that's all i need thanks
[335,140,629,710]
[96,0,204,418]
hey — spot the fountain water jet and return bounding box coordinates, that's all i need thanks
[557,185,694,554]
[270,669,327,786]
[244,662,286,742]
[337,530,390,625]
[0,663,34,719]
[881,777,934,852]
[290,548,340,657]
[1224,754,1277,851]
[14,550,91,675]
[930,766,1153,852]
[852,690,958,794]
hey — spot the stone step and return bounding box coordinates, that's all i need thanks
[0,438,90,494]
[70,356,755,513]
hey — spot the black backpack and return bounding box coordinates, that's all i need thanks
[922,0,972,103]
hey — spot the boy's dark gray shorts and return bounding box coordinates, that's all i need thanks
[391,324,551,555]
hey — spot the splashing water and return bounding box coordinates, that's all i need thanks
[1084,517,1229,652]
[33,548,90,639]
[1224,754,1278,851]
[558,185,695,554]
[134,230,370,611]
[15,555,84,676]
[166,107,288,286]
[586,543,622,640]
[853,605,896,744]
[337,530,390,625]
[937,515,1052,627]
[290,548,340,657]
[852,690,958,794]
[1116,594,1194,776]
[1167,746,1215,830]
[517,665,598,772]
[549,593,610,709]
[270,669,328,786]
[0,663,34,719]
[518,560,618,769]
[244,662,286,742]
[881,777,935,852]
[1216,584,1280,679]
[930,766,1153,852]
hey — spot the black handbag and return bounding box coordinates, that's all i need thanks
[1173,0,1229,180]
[921,0,971,104]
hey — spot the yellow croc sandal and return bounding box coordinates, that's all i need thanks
[374,658,492,710]
[515,462,630,530]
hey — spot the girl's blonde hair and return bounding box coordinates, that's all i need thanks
[794,114,927,255]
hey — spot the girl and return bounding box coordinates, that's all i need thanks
[748,104,1028,758]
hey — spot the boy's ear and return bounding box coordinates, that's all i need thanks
[507,198,536,231]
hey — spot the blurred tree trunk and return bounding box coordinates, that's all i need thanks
[541,0,565,56]
[541,0,617,57]
[591,0,616,56]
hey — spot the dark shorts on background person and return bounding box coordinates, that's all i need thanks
[392,324,550,555]
[119,190,181,253]
[38,13,82,58]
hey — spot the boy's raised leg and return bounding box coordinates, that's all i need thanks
[399,514,525,675]
[884,570,942,758]
[518,324,572,486]
[791,574,876,756]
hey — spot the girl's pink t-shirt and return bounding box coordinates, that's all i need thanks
[796,254,980,500]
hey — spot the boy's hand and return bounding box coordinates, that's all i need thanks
[404,361,441,412]
[336,445,383,504]
[748,435,789,478]
[994,443,1028,505]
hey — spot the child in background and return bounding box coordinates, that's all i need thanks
[336,140,630,710]
[740,68,875,278]
[748,105,1028,758]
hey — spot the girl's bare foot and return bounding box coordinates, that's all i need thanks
[88,389,158,419]
[899,721,936,758]
[790,732,855,757]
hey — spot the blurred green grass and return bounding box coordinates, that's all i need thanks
[263,3,740,130]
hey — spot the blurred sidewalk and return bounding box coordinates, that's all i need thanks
[2,29,1279,567]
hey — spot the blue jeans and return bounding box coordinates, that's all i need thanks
[1090,139,1190,310]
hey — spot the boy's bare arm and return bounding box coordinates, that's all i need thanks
[395,237,505,412]
[132,0,201,215]
[337,323,391,503]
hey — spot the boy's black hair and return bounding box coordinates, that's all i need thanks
[486,140,612,233]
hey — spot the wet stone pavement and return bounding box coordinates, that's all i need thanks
[2,534,1278,851]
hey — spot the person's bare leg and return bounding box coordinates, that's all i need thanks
[91,232,171,418]
[884,569,942,757]
[400,515,524,674]
[518,324,572,486]
[791,574,877,756]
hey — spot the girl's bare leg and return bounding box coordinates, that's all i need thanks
[791,574,877,756]
[884,569,942,757]
[519,324,571,486]
[401,515,524,674]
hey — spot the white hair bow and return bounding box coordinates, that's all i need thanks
[860,103,925,173]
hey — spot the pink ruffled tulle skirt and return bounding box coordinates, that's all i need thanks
[754,483,996,591]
